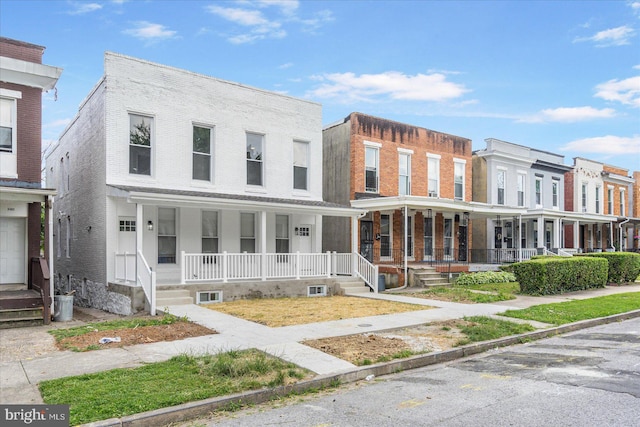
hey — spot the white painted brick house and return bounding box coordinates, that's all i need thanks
[46,53,364,315]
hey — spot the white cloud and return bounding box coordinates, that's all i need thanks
[67,2,102,15]
[307,71,469,103]
[278,62,294,69]
[519,106,616,123]
[123,21,177,41]
[207,5,285,43]
[560,135,640,155]
[574,25,635,47]
[595,76,640,107]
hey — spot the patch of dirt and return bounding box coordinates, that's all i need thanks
[55,321,216,351]
[303,319,473,364]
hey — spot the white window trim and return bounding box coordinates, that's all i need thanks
[364,145,379,193]
[607,186,614,215]
[363,140,382,148]
[496,169,506,205]
[427,153,441,198]
[293,139,310,193]
[397,147,414,155]
[246,132,265,188]
[535,177,543,208]
[517,172,526,207]
[551,179,560,210]
[620,189,625,216]
[192,123,214,184]
[128,112,155,177]
[398,152,411,196]
[380,212,393,260]
[0,93,20,179]
[453,158,466,201]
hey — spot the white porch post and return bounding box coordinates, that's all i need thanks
[351,216,359,276]
[518,215,522,262]
[554,218,561,250]
[537,215,544,251]
[404,205,408,287]
[260,210,267,280]
[136,203,143,282]
[574,221,579,250]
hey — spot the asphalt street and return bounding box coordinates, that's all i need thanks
[190,317,640,427]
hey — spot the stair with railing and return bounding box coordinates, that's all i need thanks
[411,266,449,287]
[0,290,44,329]
[156,289,193,307]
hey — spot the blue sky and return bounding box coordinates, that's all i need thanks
[2,0,639,172]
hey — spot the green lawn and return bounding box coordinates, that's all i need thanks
[501,292,640,326]
[39,350,309,425]
[456,316,535,346]
[409,282,519,303]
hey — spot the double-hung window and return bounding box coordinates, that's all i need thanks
[275,215,289,253]
[380,214,391,257]
[129,114,152,175]
[398,150,411,196]
[535,177,543,207]
[620,189,625,216]
[581,183,587,212]
[364,144,379,193]
[193,126,212,181]
[240,213,256,253]
[517,173,526,207]
[293,140,308,190]
[158,208,176,264]
[454,159,465,201]
[246,133,264,186]
[607,187,614,214]
[497,170,506,205]
[552,179,559,209]
[427,154,440,197]
[0,97,15,153]
[201,211,218,253]
[595,186,601,214]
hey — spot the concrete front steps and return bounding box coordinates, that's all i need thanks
[0,307,44,329]
[156,289,194,307]
[337,278,371,295]
[410,267,450,287]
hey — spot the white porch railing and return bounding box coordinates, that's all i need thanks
[354,252,379,293]
[562,248,579,255]
[556,248,574,257]
[182,251,352,283]
[521,248,537,260]
[137,250,156,316]
[114,252,136,283]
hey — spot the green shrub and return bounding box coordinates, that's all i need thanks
[455,271,517,286]
[511,257,608,295]
[576,252,640,284]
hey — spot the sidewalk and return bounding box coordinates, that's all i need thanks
[2,284,639,409]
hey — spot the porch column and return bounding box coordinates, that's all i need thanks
[554,218,561,250]
[404,205,408,287]
[260,211,267,280]
[351,216,359,276]
[518,215,522,262]
[574,221,579,250]
[537,215,544,252]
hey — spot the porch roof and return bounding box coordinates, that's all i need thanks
[0,185,56,202]
[107,185,365,217]
[349,195,526,219]
[522,208,619,224]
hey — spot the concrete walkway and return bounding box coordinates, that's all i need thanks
[1,283,639,407]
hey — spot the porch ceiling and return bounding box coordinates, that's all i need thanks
[107,185,365,217]
[0,186,56,203]
[350,195,526,219]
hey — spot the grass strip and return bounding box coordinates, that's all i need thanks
[48,313,187,341]
[455,316,535,346]
[458,282,520,294]
[39,349,310,426]
[411,287,516,303]
[500,292,640,326]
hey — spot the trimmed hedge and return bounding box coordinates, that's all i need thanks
[455,271,517,286]
[576,252,640,284]
[510,257,608,295]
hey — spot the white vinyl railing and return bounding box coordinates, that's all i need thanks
[354,252,378,293]
[556,248,574,257]
[114,252,136,283]
[562,248,579,255]
[521,248,537,260]
[182,251,353,283]
[137,251,156,316]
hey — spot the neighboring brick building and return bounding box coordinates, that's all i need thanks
[0,37,61,325]
[323,113,521,285]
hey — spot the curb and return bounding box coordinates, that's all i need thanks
[81,308,640,427]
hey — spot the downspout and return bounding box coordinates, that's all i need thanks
[48,196,55,315]
[618,217,630,251]
[404,204,408,287]
[609,221,614,250]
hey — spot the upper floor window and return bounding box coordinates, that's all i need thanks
[293,140,308,190]
[497,170,505,205]
[365,145,379,193]
[59,158,65,197]
[454,159,465,201]
[535,177,543,207]
[246,133,264,186]
[193,126,212,181]
[595,186,601,214]
[581,183,587,212]
[620,189,625,216]
[517,173,526,207]
[607,186,613,214]
[129,114,152,175]
[427,155,440,197]
[552,179,559,209]
[398,152,411,196]
[0,97,15,153]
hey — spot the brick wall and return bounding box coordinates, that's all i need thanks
[634,171,640,219]
[564,170,574,211]
[0,37,43,63]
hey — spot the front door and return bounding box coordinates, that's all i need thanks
[297,225,312,253]
[360,220,373,262]
[458,225,467,261]
[0,217,26,284]
[117,217,137,282]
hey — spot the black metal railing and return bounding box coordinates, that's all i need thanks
[364,246,470,267]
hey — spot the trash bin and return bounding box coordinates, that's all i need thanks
[53,295,74,322]
[378,274,386,292]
